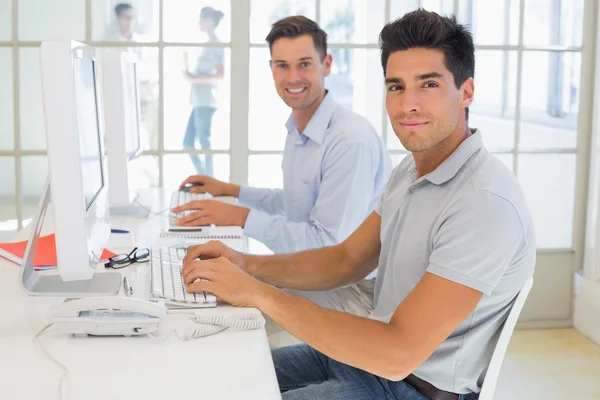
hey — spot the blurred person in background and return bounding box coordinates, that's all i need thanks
[105,3,137,41]
[105,2,160,185]
[181,7,225,175]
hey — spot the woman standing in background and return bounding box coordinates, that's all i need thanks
[182,7,225,176]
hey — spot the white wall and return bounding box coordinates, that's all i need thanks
[576,0,600,345]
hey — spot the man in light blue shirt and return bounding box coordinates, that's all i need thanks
[238,91,389,254]
[173,16,391,329]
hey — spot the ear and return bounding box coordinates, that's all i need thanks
[323,53,332,77]
[460,77,474,108]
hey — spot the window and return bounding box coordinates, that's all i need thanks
[0,0,591,250]
[0,0,11,41]
[91,0,159,42]
[18,0,85,41]
[457,0,584,248]
[0,48,13,150]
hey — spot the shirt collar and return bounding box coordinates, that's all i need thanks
[285,92,337,145]
[422,129,484,185]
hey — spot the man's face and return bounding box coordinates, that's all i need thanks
[117,9,134,34]
[385,48,474,152]
[269,35,332,110]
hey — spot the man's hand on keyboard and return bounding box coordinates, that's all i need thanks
[172,200,250,227]
[179,175,240,197]
[182,256,267,308]
[182,240,247,272]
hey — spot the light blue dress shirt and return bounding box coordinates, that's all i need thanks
[239,93,392,254]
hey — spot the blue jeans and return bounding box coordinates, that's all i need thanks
[273,344,479,400]
[182,107,216,175]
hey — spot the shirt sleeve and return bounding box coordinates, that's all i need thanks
[375,193,384,216]
[426,191,526,295]
[238,186,285,216]
[244,142,381,254]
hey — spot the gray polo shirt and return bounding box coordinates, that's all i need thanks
[370,130,535,394]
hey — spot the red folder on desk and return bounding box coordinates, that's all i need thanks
[0,234,116,268]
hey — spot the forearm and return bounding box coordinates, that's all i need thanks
[245,211,343,254]
[238,187,284,215]
[245,244,361,291]
[256,286,409,381]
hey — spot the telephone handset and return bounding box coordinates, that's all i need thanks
[48,297,168,337]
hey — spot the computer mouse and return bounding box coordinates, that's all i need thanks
[181,183,203,193]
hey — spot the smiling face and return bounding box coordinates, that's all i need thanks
[385,48,474,153]
[269,34,332,110]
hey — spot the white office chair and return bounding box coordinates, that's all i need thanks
[478,277,534,400]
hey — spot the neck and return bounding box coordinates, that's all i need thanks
[293,91,326,134]
[413,120,471,178]
[207,31,218,41]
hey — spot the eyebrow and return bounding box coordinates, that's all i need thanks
[272,57,314,63]
[384,72,445,85]
[416,72,444,80]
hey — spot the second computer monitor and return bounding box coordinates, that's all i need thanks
[101,50,148,215]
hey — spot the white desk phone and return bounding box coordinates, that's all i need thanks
[47,296,266,339]
[48,296,168,337]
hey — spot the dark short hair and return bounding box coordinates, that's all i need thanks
[265,16,328,61]
[379,9,475,104]
[200,6,225,26]
[114,3,133,17]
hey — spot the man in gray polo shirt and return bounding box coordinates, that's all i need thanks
[180,10,536,400]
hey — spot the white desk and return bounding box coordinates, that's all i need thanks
[0,189,281,400]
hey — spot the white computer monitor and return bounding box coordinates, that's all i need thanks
[101,50,148,215]
[19,40,121,296]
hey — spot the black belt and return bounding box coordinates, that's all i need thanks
[404,374,459,400]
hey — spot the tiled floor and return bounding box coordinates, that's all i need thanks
[495,329,600,400]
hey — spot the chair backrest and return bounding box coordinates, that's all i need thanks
[478,277,534,400]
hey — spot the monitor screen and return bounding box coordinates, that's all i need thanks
[73,57,104,211]
[123,61,141,159]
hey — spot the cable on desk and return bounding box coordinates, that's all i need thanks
[148,312,266,341]
[133,197,170,216]
[188,313,266,330]
[34,323,68,400]
[175,323,229,341]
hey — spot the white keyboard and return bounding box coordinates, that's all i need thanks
[169,190,239,230]
[169,190,209,220]
[149,245,217,308]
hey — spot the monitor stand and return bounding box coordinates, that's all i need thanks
[19,179,121,297]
